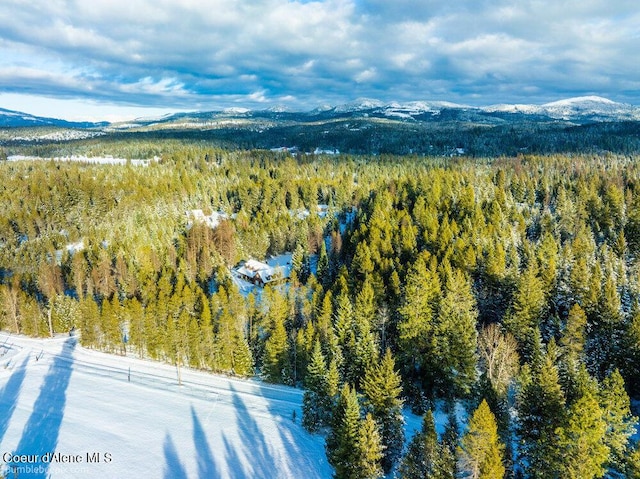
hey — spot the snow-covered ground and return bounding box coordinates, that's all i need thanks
[0,333,331,478]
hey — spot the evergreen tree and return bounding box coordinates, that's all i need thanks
[262,286,291,382]
[560,303,587,368]
[303,340,331,432]
[459,399,505,479]
[263,309,289,382]
[504,263,546,363]
[334,291,361,384]
[517,352,566,479]
[327,384,361,479]
[442,408,460,477]
[397,255,441,392]
[626,441,640,479]
[353,279,379,380]
[433,268,478,397]
[623,307,640,397]
[78,297,100,348]
[231,331,254,376]
[361,349,404,473]
[398,410,454,479]
[557,368,609,479]
[587,272,625,379]
[356,413,384,479]
[317,240,330,285]
[198,293,215,369]
[599,369,638,472]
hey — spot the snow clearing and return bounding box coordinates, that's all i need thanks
[0,333,331,478]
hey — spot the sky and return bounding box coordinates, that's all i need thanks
[0,0,639,121]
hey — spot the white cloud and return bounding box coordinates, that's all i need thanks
[0,0,638,117]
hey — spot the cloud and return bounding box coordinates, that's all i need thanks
[0,0,638,117]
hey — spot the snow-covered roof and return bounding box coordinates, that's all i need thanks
[236,259,286,284]
[234,254,292,285]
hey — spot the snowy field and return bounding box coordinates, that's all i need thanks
[0,333,331,478]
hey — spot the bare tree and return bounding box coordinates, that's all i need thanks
[38,261,64,337]
[478,323,519,397]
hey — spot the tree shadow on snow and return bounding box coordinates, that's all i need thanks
[254,381,329,479]
[222,385,278,479]
[162,433,188,479]
[8,338,76,478]
[191,406,220,479]
[0,355,29,444]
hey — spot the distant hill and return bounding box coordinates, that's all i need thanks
[2,96,640,156]
[0,107,108,128]
[3,96,639,130]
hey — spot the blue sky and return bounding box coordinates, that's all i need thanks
[0,0,638,121]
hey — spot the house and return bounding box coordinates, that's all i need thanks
[234,257,291,287]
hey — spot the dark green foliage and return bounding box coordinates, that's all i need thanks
[517,354,566,479]
[398,410,454,479]
[433,267,478,397]
[361,349,404,473]
[599,369,638,472]
[302,340,334,432]
[556,367,608,479]
[326,384,362,479]
[504,264,546,364]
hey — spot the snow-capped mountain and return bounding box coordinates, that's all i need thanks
[2,96,639,132]
[538,96,640,121]
[333,98,387,113]
[313,96,640,122]
[483,96,640,121]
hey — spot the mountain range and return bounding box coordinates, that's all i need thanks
[1,96,639,130]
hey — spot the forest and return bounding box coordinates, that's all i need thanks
[0,145,639,478]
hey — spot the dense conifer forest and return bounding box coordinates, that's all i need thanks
[1,145,639,477]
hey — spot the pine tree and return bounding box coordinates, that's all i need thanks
[398,410,454,479]
[353,279,379,381]
[326,356,341,399]
[317,240,330,286]
[504,263,546,363]
[303,340,331,432]
[361,349,404,473]
[557,368,609,479]
[459,399,505,479]
[433,268,478,397]
[442,408,459,476]
[587,272,625,379]
[334,291,360,384]
[327,384,361,479]
[599,369,638,472]
[262,286,291,382]
[199,293,215,369]
[560,303,587,368]
[231,331,254,377]
[356,413,384,479]
[517,352,566,479]
[78,297,100,348]
[626,441,640,479]
[263,310,288,382]
[623,307,640,397]
[125,297,145,356]
[397,255,441,392]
